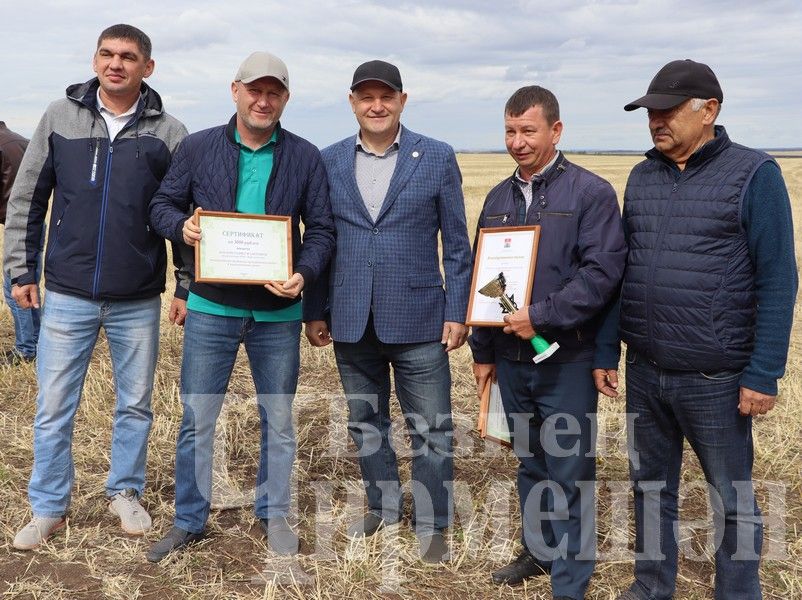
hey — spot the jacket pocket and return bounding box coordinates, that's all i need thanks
[535,211,574,221]
[46,209,68,262]
[698,368,742,382]
[484,212,510,225]
[126,237,157,275]
[408,272,444,288]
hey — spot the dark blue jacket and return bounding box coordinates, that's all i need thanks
[620,126,772,371]
[3,78,188,300]
[149,116,335,311]
[469,152,627,364]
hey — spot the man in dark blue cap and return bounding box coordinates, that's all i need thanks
[594,59,797,600]
[303,59,472,563]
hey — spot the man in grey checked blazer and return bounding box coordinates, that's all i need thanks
[304,60,472,563]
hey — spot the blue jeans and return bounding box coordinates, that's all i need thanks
[496,358,597,600]
[3,225,43,358]
[174,311,301,533]
[29,290,160,517]
[625,350,762,600]
[333,322,453,535]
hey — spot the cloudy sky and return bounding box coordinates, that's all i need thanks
[3,0,801,151]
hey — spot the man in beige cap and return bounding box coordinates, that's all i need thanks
[146,51,334,562]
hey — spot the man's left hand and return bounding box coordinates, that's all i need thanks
[265,273,305,299]
[169,298,188,326]
[738,387,776,416]
[441,322,468,352]
[502,307,536,339]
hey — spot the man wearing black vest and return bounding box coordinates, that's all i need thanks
[594,60,797,600]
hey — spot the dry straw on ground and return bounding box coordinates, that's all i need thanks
[1,154,799,599]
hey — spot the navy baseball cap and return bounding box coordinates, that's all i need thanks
[350,60,403,92]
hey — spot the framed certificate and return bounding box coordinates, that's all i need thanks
[194,210,292,284]
[477,380,511,447]
[466,226,540,326]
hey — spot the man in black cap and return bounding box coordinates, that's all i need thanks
[303,60,472,563]
[593,59,797,599]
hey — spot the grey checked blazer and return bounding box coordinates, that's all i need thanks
[304,125,472,344]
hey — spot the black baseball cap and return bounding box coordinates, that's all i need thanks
[350,60,403,92]
[624,59,723,111]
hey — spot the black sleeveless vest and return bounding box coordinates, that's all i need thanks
[620,126,773,371]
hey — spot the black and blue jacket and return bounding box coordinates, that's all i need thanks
[3,78,189,300]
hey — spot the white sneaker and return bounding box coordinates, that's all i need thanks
[13,516,66,550]
[109,488,152,535]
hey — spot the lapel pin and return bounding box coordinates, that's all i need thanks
[412,151,419,158]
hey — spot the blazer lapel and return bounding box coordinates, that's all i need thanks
[338,136,374,223]
[375,125,423,223]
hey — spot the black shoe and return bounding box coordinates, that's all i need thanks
[260,517,299,555]
[347,512,393,538]
[554,597,576,600]
[146,526,204,563]
[419,531,450,563]
[491,550,550,585]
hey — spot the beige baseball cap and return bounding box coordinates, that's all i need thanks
[235,51,289,90]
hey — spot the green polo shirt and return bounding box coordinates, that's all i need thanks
[187,127,301,321]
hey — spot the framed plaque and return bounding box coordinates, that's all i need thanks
[194,210,292,284]
[466,226,540,327]
[477,380,511,447]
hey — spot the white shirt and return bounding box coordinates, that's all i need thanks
[96,90,139,141]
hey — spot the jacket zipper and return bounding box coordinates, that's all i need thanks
[264,136,281,213]
[92,143,113,299]
[485,212,509,224]
[644,173,681,354]
[89,104,142,298]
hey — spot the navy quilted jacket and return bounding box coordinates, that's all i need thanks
[620,127,771,371]
[149,116,335,311]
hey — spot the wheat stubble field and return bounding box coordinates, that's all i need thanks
[0,153,799,599]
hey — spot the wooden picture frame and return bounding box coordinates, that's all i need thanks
[466,225,541,327]
[194,210,292,285]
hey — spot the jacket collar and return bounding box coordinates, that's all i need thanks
[647,125,731,170]
[224,114,284,148]
[508,150,568,191]
[66,77,163,118]
[333,124,422,224]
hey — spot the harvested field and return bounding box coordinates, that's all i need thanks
[1,153,799,599]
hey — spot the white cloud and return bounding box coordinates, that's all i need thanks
[2,0,800,150]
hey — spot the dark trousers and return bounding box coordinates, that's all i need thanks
[496,358,597,600]
[625,349,762,600]
[334,320,453,535]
